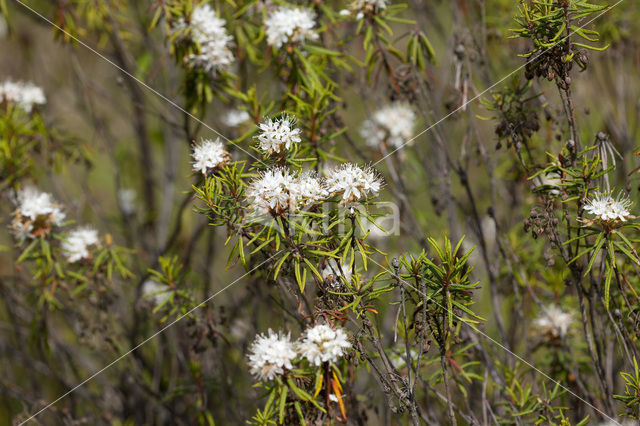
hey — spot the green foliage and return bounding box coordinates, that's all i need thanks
[513,0,609,55]
[5,0,640,424]
[500,365,588,425]
[512,0,609,82]
[614,357,640,419]
[147,255,195,319]
[0,105,81,191]
[479,76,540,147]
[401,236,483,333]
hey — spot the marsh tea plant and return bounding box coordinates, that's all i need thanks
[5,0,640,425]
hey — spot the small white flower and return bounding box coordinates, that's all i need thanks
[264,6,319,49]
[357,0,388,9]
[321,259,352,288]
[62,227,99,263]
[15,187,65,224]
[534,306,573,339]
[186,41,234,74]
[117,188,137,216]
[0,80,46,113]
[142,279,172,306]
[298,323,350,366]
[343,0,388,19]
[288,172,328,208]
[175,4,234,73]
[10,221,34,243]
[246,168,328,215]
[360,120,386,148]
[583,192,632,223]
[192,137,230,175]
[224,109,251,127]
[246,167,295,215]
[361,102,416,149]
[248,329,297,381]
[10,187,65,241]
[256,116,302,155]
[325,163,383,203]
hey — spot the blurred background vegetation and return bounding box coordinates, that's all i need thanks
[2,0,640,424]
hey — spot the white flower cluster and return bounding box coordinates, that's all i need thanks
[246,168,295,214]
[256,116,302,155]
[360,102,416,149]
[142,279,172,306]
[340,0,388,20]
[224,109,251,127]
[247,329,297,381]
[264,6,319,49]
[290,172,330,208]
[534,306,573,339]
[247,324,350,381]
[321,258,352,288]
[246,168,327,215]
[354,0,388,10]
[176,4,234,73]
[192,137,231,175]
[0,80,46,113]
[10,187,65,241]
[246,163,383,215]
[325,163,382,203]
[584,192,633,223]
[15,187,65,223]
[298,324,351,366]
[62,228,99,262]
